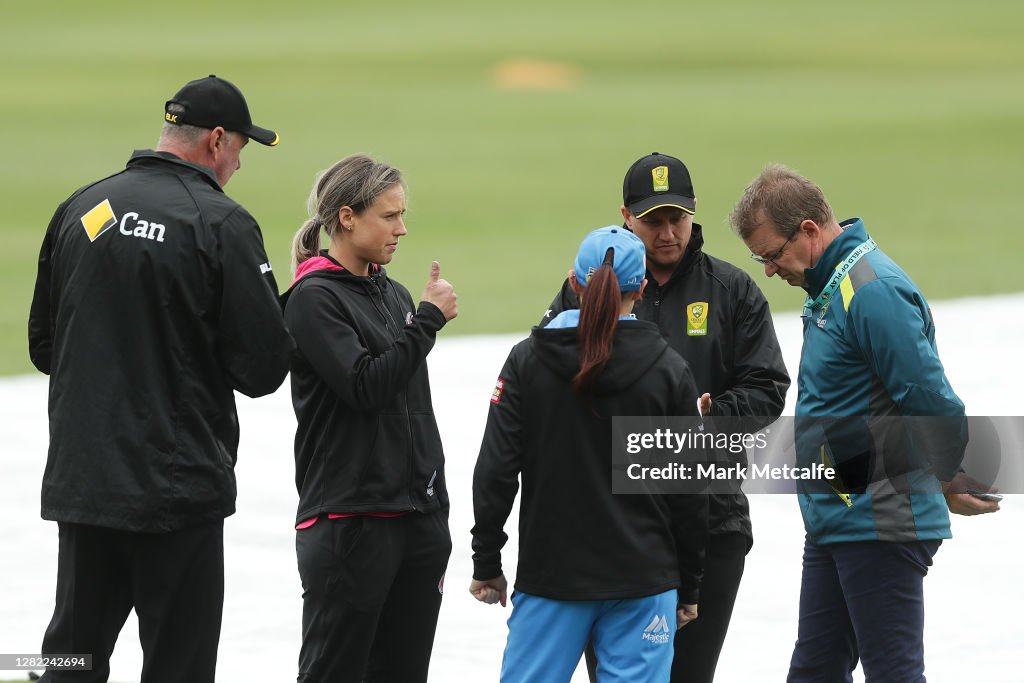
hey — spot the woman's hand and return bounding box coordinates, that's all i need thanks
[421,261,458,321]
[469,574,508,607]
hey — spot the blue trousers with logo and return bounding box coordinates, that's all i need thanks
[788,536,941,683]
[501,589,677,683]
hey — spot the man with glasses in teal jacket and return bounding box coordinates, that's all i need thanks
[730,163,1000,682]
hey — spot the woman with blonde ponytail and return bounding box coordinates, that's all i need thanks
[280,154,458,683]
[470,226,709,683]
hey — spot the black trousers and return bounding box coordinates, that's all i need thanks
[296,512,452,683]
[586,532,747,683]
[39,520,225,683]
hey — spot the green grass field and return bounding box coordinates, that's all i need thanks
[3,0,1022,375]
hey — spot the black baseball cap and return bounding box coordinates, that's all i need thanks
[623,152,695,217]
[164,75,279,146]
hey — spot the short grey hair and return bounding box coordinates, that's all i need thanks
[730,163,834,239]
[158,121,209,147]
[157,102,205,146]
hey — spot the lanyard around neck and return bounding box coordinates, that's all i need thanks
[802,238,876,317]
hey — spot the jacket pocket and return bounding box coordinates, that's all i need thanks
[353,413,410,501]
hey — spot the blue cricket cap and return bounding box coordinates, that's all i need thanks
[574,226,646,292]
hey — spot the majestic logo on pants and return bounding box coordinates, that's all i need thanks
[642,614,671,643]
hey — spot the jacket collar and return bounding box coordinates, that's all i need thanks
[289,251,384,288]
[803,217,868,297]
[280,252,386,309]
[293,255,345,285]
[532,318,667,393]
[127,150,222,191]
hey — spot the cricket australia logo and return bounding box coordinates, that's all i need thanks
[642,614,672,643]
[687,301,709,337]
[652,165,669,193]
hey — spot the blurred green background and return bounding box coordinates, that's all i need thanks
[4,0,1022,375]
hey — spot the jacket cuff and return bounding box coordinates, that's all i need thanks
[473,560,503,582]
[416,301,448,330]
[678,585,699,605]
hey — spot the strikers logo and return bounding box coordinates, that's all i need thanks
[491,378,505,404]
[687,301,709,337]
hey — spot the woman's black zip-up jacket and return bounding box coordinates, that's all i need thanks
[541,225,790,546]
[281,254,449,524]
[472,319,709,604]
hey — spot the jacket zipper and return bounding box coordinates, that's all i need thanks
[369,275,419,512]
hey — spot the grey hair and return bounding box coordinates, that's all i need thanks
[729,163,834,239]
[158,102,207,146]
[158,121,209,146]
[291,154,405,272]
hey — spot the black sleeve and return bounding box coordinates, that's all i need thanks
[285,281,448,411]
[216,208,294,397]
[28,202,65,375]
[712,273,790,419]
[667,361,709,605]
[537,278,579,327]
[471,343,527,581]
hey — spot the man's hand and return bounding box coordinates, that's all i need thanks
[421,261,458,321]
[942,472,1001,516]
[676,603,698,629]
[698,393,712,417]
[470,574,508,607]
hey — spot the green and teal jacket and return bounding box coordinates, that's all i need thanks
[794,218,966,544]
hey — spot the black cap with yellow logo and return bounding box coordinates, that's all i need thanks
[164,75,279,147]
[623,152,695,218]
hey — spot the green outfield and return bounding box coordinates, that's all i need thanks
[3,0,1022,375]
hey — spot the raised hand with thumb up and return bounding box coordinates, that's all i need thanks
[421,261,458,321]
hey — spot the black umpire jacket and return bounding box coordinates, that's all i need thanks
[472,320,708,604]
[28,150,293,532]
[541,225,790,543]
[281,255,450,525]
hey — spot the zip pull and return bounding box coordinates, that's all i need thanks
[426,470,438,497]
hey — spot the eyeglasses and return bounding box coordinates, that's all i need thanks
[750,232,796,266]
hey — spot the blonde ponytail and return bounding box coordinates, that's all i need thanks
[291,216,323,272]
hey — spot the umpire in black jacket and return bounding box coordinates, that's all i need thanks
[542,153,790,683]
[27,75,292,683]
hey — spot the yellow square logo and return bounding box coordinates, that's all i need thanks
[80,199,117,242]
[652,166,669,193]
